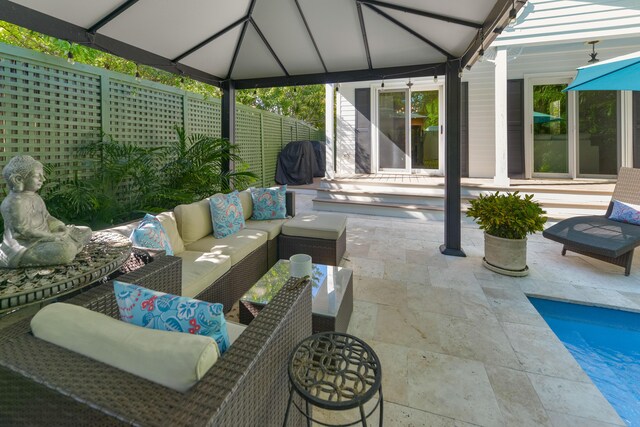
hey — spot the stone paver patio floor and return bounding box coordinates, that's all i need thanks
[292,192,639,427]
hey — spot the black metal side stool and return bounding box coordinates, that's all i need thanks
[283,332,383,427]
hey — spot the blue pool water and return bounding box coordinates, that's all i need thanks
[528,297,640,426]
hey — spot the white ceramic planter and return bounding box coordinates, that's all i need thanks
[483,232,529,276]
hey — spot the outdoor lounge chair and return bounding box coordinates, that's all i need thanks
[543,167,640,276]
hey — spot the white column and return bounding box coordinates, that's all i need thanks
[622,90,634,168]
[325,83,335,179]
[493,48,510,187]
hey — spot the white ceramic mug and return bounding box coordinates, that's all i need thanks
[289,254,312,278]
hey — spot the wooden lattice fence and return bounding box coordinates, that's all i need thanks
[0,43,323,189]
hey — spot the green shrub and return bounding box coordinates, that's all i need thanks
[466,191,547,240]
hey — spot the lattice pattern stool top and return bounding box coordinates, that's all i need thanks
[288,332,382,411]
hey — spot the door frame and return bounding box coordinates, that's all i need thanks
[371,81,445,175]
[524,73,576,179]
[374,87,411,173]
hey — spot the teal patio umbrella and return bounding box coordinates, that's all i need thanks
[564,50,640,91]
[534,111,563,124]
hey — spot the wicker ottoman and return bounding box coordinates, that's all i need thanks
[278,212,347,266]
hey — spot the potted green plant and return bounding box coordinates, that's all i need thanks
[466,191,547,276]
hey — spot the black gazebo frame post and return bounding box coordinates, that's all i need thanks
[440,59,466,257]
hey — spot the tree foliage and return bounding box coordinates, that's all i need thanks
[0,20,325,129]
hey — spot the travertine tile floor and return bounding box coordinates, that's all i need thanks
[291,191,640,427]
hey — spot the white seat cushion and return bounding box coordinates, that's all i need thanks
[174,198,213,245]
[245,219,288,240]
[31,303,219,393]
[156,211,185,254]
[237,189,253,220]
[281,212,347,240]
[176,251,232,298]
[185,229,267,265]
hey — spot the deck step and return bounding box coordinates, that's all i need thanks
[312,180,612,220]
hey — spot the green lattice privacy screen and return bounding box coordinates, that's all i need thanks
[0,43,323,189]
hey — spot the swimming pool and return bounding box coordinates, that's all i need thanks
[528,297,640,426]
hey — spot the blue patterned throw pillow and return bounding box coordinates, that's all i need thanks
[608,200,640,226]
[130,214,174,255]
[209,191,245,238]
[250,186,287,220]
[113,281,230,354]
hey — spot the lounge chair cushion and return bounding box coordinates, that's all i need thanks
[114,281,231,354]
[250,186,287,220]
[31,302,219,393]
[185,229,268,265]
[608,200,640,226]
[176,251,232,299]
[209,191,246,238]
[130,214,174,255]
[543,215,640,258]
[174,198,213,245]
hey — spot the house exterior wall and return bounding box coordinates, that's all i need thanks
[465,38,640,178]
[336,84,357,176]
[464,61,496,178]
[496,0,640,47]
[331,0,640,180]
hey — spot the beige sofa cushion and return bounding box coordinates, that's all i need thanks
[281,212,347,240]
[174,198,213,245]
[176,251,232,299]
[237,189,253,221]
[226,321,247,343]
[245,219,288,240]
[185,229,267,265]
[31,303,219,393]
[156,211,185,254]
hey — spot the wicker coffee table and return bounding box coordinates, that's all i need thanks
[239,260,353,333]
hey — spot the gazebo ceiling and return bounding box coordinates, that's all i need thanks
[1,0,519,88]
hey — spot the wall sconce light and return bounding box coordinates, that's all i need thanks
[477,30,485,63]
[406,79,413,88]
[508,0,517,26]
[587,40,600,64]
[433,72,438,84]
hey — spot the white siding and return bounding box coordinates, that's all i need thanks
[336,84,357,176]
[496,0,640,46]
[464,62,496,178]
[505,39,640,79]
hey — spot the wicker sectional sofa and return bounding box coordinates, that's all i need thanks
[107,190,346,314]
[0,255,312,426]
[107,190,298,313]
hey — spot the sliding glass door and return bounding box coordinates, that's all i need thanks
[378,90,409,171]
[376,85,442,174]
[577,91,618,176]
[410,89,440,172]
[532,83,569,176]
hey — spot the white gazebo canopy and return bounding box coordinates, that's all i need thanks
[1,0,518,88]
[0,0,523,256]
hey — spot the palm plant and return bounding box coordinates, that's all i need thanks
[151,126,257,207]
[44,134,160,227]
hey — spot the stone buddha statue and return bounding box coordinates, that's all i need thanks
[0,155,92,268]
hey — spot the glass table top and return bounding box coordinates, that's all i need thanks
[241,260,352,317]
